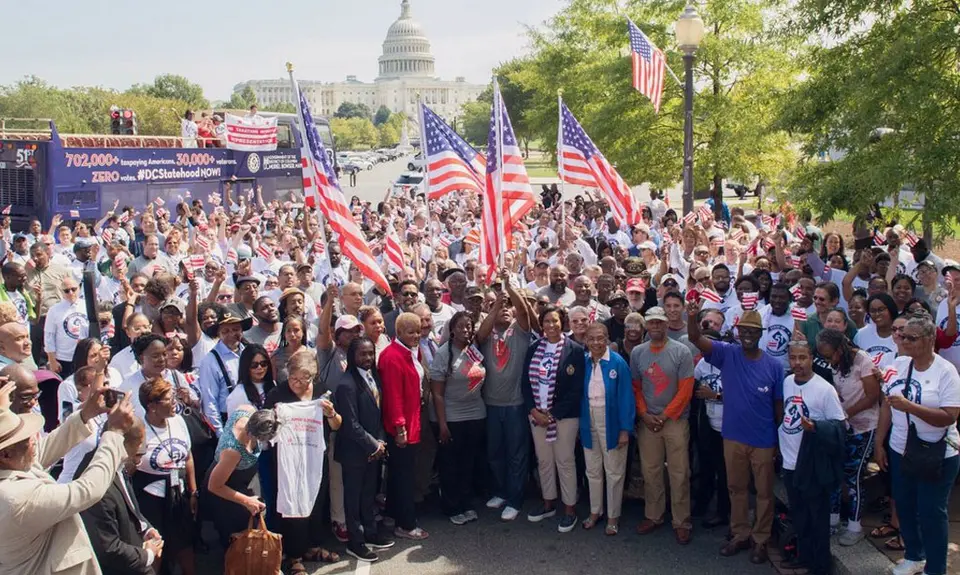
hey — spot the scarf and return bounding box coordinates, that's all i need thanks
[527,335,565,441]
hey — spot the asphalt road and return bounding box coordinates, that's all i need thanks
[303,498,777,575]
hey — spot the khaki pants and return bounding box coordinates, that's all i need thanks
[724,439,776,545]
[328,431,345,525]
[584,404,628,518]
[638,417,691,529]
[531,418,579,506]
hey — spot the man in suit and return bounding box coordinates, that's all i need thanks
[80,419,164,575]
[335,336,393,562]
[0,382,136,575]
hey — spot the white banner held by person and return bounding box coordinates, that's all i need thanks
[224,113,278,152]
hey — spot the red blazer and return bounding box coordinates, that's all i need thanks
[378,340,423,444]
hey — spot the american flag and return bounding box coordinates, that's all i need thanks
[905,231,920,247]
[558,100,640,227]
[795,226,806,241]
[742,292,759,310]
[256,243,271,260]
[482,81,535,281]
[790,284,803,301]
[791,307,808,321]
[700,288,722,303]
[420,103,485,199]
[627,18,666,113]
[874,229,887,246]
[290,72,390,294]
[384,230,404,273]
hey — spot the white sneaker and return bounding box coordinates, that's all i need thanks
[500,506,519,521]
[463,510,478,522]
[892,558,926,575]
[449,513,469,526]
[486,496,506,509]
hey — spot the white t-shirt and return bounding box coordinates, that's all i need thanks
[430,303,456,338]
[273,401,327,517]
[883,355,960,458]
[108,347,140,381]
[137,415,192,498]
[58,368,122,424]
[854,323,896,368]
[43,299,89,361]
[694,358,723,432]
[58,414,107,485]
[779,373,846,470]
[226,382,265,416]
[192,333,217,369]
[180,119,198,148]
[758,305,794,369]
[937,299,960,371]
[6,291,27,325]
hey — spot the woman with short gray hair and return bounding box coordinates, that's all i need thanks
[204,407,278,547]
[874,312,960,575]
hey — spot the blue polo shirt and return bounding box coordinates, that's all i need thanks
[704,341,784,448]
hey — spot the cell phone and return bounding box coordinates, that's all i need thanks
[321,390,333,402]
[104,389,126,408]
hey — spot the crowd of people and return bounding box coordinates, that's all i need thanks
[0,181,956,575]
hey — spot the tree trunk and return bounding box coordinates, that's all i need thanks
[713,172,723,224]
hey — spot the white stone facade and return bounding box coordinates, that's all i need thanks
[232,0,484,124]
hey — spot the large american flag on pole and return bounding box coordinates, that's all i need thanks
[289,71,390,294]
[559,100,641,227]
[420,103,485,199]
[628,18,666,113]
[481,81,534,281]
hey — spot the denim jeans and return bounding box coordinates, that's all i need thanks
[486,404,530,510]
[890,451,960,575]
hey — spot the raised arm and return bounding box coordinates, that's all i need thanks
[685,299,713,356]
[185,277,200,348]
[317,283,338,351]
[503,268,531,332]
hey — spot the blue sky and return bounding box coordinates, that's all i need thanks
[2,0,563,100]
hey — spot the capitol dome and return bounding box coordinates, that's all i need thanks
[378,0,436,80]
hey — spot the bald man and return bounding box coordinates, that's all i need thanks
[2,364,40,417]
[0,322,36,369]
[341,282,365,318]
[43,277,88,378]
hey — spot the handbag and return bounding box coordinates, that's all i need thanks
[224,512,283,575]
[900,360,948,482]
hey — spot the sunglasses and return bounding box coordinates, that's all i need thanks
[250,360,270,369]
[63,287,79,293]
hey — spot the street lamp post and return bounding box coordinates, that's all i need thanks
[676,3,705,217]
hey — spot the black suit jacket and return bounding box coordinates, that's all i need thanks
[334,367,385,466]
[521,337,586,421]
[79,465,153,575]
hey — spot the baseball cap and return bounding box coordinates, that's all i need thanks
[622,257,645,277]
[737,310,764,330]
[334,315,362,333]
[465,286,485,300]
[236,245,253,260]
[158,298,185,315]
[644,306,668,322]
[942,259,960,277]
[638,241,657,252]
[607,290,629,305]
[234,275,261,287]
[626,278,646,293]
[660,274,680,287]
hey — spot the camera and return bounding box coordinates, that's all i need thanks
[104,389,125,408]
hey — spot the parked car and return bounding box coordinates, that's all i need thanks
[392,172,424,198]
[407,153,425,172]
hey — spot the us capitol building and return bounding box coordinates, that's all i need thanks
[233,0,484,124]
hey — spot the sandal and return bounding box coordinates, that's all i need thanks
[870,524,899,539]
[605,522,619,536]
[885,535,905,551]
[303,547,340,563]
[284,559,308,575]
[582,514,603,530]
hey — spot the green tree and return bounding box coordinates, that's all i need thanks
[778,0,960,237]
[334,102,373,120]
[460,100,490,145]
[227,86,258,110]
[373,105,392,126]
[128,74,208,109]
[516,0,798,197]
[261,101,297,113]
[331,117,379,149]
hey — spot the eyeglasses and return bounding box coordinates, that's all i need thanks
[813,296,828,302]
[250,360,270,369]
[63,287,78,293]
[401,291,419,298]
[868,307,889,316]
[901,334,923,343]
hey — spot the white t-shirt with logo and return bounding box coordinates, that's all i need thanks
[694,358,723,432]
[43,299,89,361]
[6,291,27,325]
[937,299,960,371]
[883,355,960,458]
[758,305,794,369]
[137,415,192,498]
[778,373,846,470]
[854,323,896,369]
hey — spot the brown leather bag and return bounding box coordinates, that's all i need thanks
[224,513,283,575]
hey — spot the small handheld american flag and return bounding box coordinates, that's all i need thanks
[256,244,271,260]
[905,231,920,247]
[741,292,759,311]
[795,226,806,241]
[789,284,803,301]
[791,307,808,321]
[873,229,886,246]
[700,288,722,303]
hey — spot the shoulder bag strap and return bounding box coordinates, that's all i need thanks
[211,349,235,392]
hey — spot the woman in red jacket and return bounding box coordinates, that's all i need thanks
[378,312,429,541]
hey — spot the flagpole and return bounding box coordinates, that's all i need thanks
[557,90,566,241]
[493,77,506,268]
[416,94,430,197]
[287,62,328,254]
